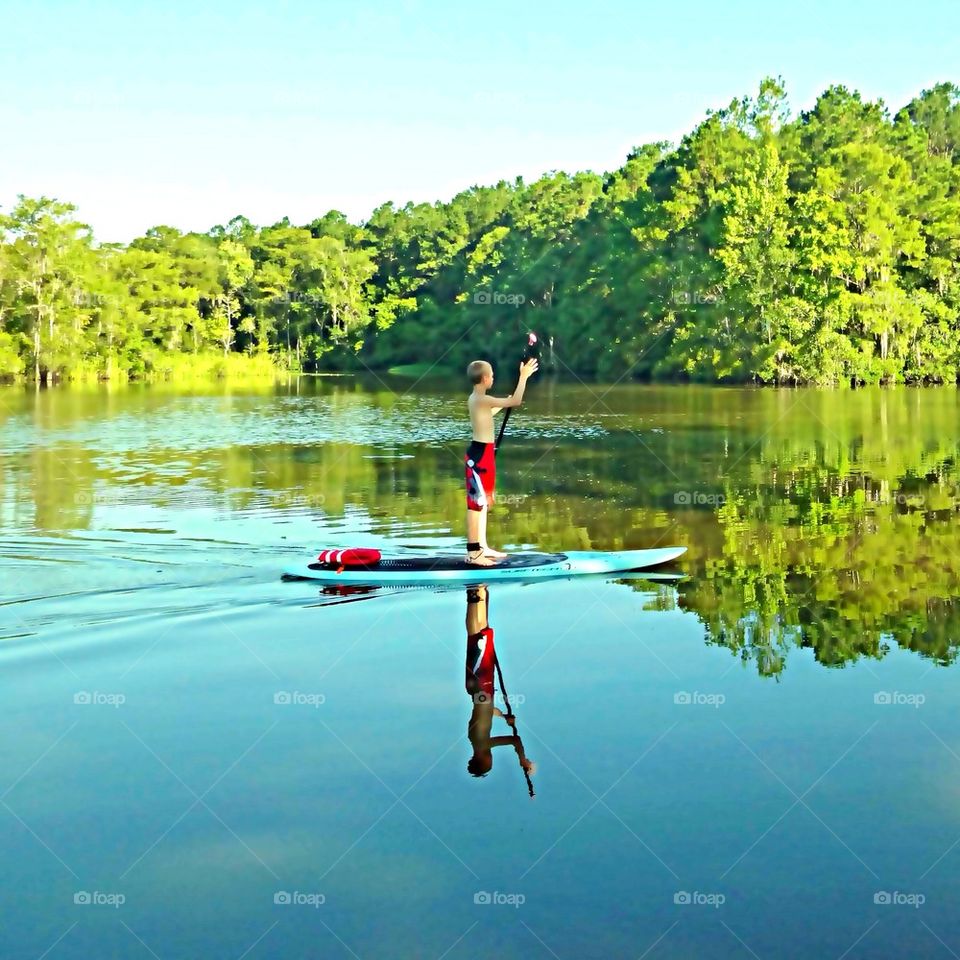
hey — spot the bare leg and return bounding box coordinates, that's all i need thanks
[479,503,506,558]
[466,509,495,566]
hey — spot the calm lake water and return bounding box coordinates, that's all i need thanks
[2,376,960,959]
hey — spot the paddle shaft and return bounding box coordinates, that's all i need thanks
[494,655,535,798]
[494,334,538,453]
[494,407,512,452]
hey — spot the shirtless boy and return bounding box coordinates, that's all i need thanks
[463,356,539,565]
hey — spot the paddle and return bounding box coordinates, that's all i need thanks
[495,331,539,452]
[494,654,535,798]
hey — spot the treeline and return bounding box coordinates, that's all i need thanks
[2,78,959,385]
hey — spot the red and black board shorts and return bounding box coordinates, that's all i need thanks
[465,440,496,512]
[466,625,496,700]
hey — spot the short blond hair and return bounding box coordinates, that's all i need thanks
[467,360,491,384]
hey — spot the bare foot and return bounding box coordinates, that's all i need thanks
[465,549,497,566]
[482,546,508,559]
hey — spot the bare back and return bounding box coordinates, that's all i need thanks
[468,392,499,443]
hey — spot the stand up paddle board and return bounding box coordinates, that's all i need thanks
[283,547,686,585]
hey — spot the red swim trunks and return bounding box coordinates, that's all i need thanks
[465,440,496,511]
[465,625,496,701]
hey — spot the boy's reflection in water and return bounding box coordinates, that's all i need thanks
[464,585,535,793]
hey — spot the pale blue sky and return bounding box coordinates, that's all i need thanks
[2,0,957,241]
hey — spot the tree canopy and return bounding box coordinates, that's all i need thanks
[2,79,959,385]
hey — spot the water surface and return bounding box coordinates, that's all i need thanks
[2,378,959,959]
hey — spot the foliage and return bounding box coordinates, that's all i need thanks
[2,79,959,384]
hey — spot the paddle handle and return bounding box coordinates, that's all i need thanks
[495,333,538,452]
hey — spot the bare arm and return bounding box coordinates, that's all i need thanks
[477,385,525,412]
[477,359,538,414]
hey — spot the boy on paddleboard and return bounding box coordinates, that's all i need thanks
[464,356,538,565]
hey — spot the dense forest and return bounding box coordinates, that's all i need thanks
[2,79,959,386]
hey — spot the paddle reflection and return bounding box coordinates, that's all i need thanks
[464,585,535,796]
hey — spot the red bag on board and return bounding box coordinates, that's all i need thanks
[316,548,382,572]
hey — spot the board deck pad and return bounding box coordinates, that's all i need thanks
[283,547,687,584]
